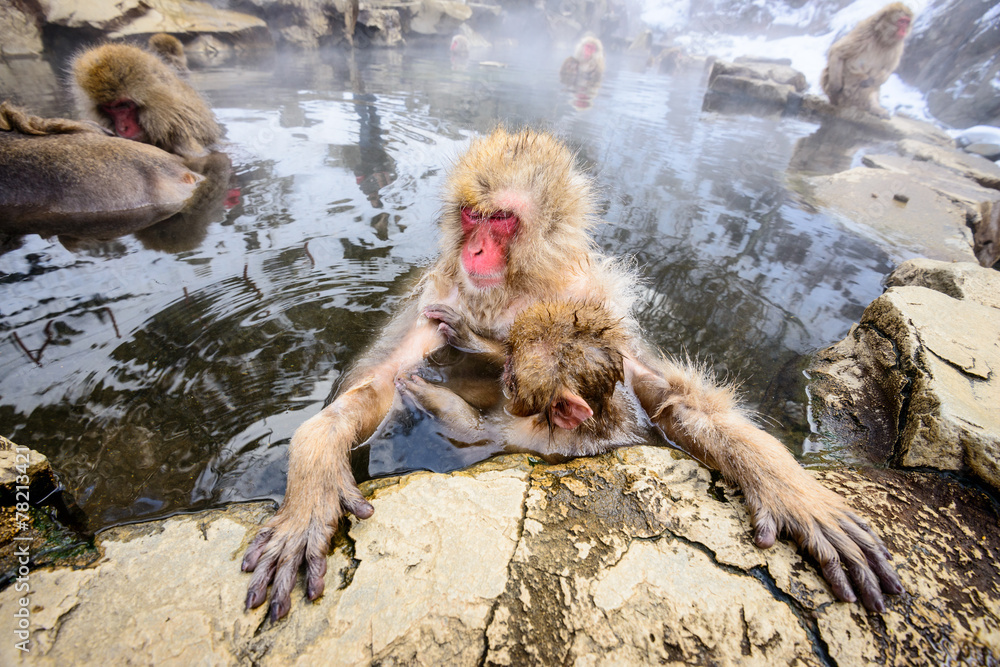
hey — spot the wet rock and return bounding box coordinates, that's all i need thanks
[859,151,1000,268]
[808,259,1000,491]
[965,143,1000,162]
[2,449,998,664]
[40,0,270,45]
[229,0,351,48]
[409,0,472,36]
[703,59,807,116]
[0,2,43,57]
[357,8,404,47]
[806,164,981,265]
[803,131,1000,268]
[0,437,93,583]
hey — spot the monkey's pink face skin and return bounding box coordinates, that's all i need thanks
[896,16,911,38]
[100,99,147,142]
[460,207,519,289]
[582,42,597,60]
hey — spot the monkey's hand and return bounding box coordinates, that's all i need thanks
[396,373,482,435]
[745,466,904,612]
[242,418,374,621]
[424,304,506,360]
[423,304,474,348]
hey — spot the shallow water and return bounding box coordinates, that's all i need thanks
[0,46,895,530]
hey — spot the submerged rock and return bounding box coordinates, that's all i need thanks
[1,449,997,664]
[808,259,1000,491]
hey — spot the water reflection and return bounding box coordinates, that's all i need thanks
[0,46,895,531]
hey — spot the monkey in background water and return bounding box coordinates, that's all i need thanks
[242,127,903,621]
[821,3,913,118]
[72,41,221,159]
[147,33,188,74]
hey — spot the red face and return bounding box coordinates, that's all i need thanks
[896,15,911,38]
[459,207,519,289]
[582,42,597,61]
[100,99,146,141]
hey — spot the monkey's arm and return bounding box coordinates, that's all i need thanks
[625,355,903,612]
[824,44,846,99]
[424,304,506,363]
[396,373,484,438]
[242,317,445,621]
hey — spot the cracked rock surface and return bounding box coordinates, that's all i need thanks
[808,259,1000,491]
[2,446,998,665]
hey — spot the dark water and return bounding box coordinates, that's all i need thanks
[0,46,895,531]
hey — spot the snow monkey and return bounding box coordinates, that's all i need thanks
[560,34,606,87]
[396,299,656,458]
[821,3,914,118]
[242,128,903,620]
[72,42,221,159]
[147,33,188,74]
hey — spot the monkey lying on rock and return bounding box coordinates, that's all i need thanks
[243,128,903,620]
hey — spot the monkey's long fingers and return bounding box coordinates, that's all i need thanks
[423,304,458,325]
[840,519,904,596]
[341,485,374,520]
[752,510,778,549]
[846,510,892,560]
[811,535,858,605]
[241,528,273,572]
[825,526,886,612]
[268,550,305,622]
[305,537,328,601]
[245,549,278,610]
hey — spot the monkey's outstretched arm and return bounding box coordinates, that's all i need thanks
[242,319,444,621]
[625,356,903,612]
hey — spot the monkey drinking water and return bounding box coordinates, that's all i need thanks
[242,128,902,621]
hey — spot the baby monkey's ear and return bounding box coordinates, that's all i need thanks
[549,389,593,430]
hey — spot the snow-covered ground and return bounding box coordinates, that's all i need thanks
[641,0,934,122]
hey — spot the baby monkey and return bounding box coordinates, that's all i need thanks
[397,299,658,459]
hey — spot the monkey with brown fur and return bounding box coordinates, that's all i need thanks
[242,128,903,621]
[398,299,658,458]
[148,33,188,74]
[821,3,914,118]
[560,34,606,87]
[0,101,203,236]
[72,42,221,159]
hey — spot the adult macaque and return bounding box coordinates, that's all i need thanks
[560,34,605,86]
[148,33,188,73]
[0,102,202,236]
[243,128,902,620]
[450,34,470,59]
[72,42,221,159]
[821,3,913,118]
[398,299,655,457]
